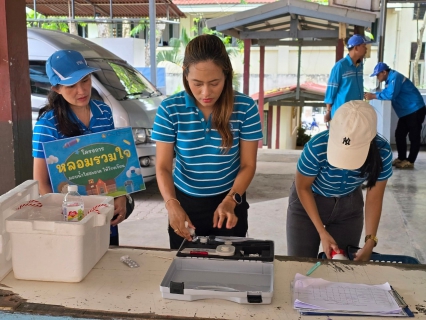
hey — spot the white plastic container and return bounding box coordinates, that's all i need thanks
[160,238,275,304]
[0,181,39,281]
[5,181,114,282]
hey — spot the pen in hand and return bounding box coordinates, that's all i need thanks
[306,261,321,276]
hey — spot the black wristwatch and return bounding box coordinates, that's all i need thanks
[227,192,242,205]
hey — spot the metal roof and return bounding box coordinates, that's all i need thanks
[206,0,377,46]
[173,0,275,4]
[251,82,326,106]
[26,0,186,19]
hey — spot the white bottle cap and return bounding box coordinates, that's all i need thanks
[68,185,78,192]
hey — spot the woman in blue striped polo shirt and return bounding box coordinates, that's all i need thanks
[32,50,129,245]
[152,35,263,248]
[287,101,392,261]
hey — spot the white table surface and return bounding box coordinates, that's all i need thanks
[0,247,425,319]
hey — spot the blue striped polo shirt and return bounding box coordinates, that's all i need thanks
[297,130,392,197]
[32,100,114,158]
[152,91,263,197]
[324,54,364,118]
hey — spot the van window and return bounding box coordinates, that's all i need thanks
[87,59,159,101]
[29,61,51,96]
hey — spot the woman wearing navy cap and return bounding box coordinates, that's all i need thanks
[32,50,130,245]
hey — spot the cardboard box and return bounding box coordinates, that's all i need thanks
[5,181,113,282]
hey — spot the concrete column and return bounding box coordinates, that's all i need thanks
[258,45,265,148]
[0,0,33,194]
[243,39,251,95]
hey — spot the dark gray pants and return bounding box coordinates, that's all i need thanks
[286,182,364,258]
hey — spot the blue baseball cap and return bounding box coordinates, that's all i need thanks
[46,50,100,86]
[370,62,390,76]
[347,34,372,49]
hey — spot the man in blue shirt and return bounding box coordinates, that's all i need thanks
[365,62,426,168]
[324,34,371,122]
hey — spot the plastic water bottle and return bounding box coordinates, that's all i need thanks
[62,185,84,222]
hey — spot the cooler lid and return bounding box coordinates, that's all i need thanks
[0,180,39,280]
[0,180,40,221]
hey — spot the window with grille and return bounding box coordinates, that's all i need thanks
[413,3,426,20]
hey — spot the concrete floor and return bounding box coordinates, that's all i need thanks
[119,148,426,263]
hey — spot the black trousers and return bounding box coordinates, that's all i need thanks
[286,182,364,258]
[168,188,249,249]
[395,106,426,163]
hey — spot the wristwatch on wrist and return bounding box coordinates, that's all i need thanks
[365,234,378,247]
[227,192,242,205]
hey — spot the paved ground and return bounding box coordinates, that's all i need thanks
[119,148,426,263]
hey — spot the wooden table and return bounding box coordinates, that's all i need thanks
[1,247,425,319]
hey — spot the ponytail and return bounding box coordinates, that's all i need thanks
[359,136,383,188]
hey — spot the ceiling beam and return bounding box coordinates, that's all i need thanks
[273,102,325,107]
[81,0,110,16]
[240,29,339,39]
[257,39,338,46]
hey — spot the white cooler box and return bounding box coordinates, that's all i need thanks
[160,237,274,304]
[4,180,114,282]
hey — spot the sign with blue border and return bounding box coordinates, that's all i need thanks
[43,128,145,196]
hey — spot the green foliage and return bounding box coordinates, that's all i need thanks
[173,84,183,95]
[130,20,147,37]
[26,9,87,33]
[156,28,191,67]
[157,26,243,68]
[296,127,312,146]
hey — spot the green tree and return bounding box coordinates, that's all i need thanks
[26,9,87,33]
[27,9,69,32]
[156,27,191,66]
[156,26,242,90]
[129,20,148,37]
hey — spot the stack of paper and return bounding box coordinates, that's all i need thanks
[292,273,410,317]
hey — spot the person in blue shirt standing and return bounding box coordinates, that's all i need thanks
[152,35,263,249]
[324,34,371,123]
[32,49,131,245]
[287,101,392,261]
[365,62,426,169]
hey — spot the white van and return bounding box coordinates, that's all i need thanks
[28,28,164,182]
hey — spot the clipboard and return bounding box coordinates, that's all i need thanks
[298,285,414,317]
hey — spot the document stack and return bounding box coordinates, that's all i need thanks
[291,273,414,317]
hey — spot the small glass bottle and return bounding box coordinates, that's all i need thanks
[62,185,84,222]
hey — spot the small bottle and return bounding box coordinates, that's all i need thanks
[62,185,84,222]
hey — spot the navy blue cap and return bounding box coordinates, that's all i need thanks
[370,62,390,76]
[46,50,100,86]
[347,34,372,49]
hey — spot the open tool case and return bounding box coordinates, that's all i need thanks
[160,236,274,304]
